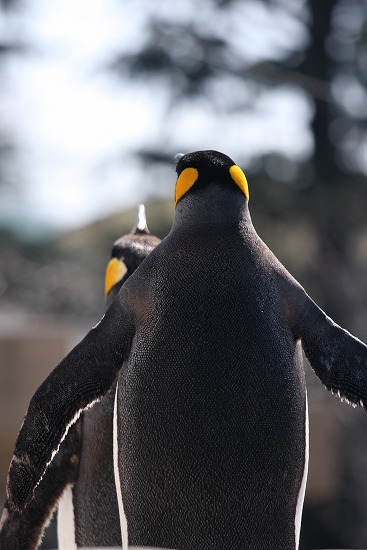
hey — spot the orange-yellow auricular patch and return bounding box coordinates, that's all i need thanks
[175,167,199,206]
[105,257,127,297]
[229,165,249,201]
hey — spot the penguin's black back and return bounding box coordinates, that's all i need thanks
[116,202,306,550]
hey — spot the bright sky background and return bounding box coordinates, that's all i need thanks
[0,0,312,238]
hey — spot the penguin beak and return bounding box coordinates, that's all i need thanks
[105,257,128,297]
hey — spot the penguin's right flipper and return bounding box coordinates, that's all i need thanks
[295,292,367,408]
[0,421,81,550]
[6,295,135,514]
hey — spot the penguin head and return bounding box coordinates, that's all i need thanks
[104,205,161,307]
[175,150,249,207]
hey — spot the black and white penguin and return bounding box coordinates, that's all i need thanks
[5,151,367,550]
[59,204,161,549]
[58,204,161,549]
[0,205,160,550]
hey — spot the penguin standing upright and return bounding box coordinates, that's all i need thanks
[60,204,161,549]
[5,151,367,550]
[0,205,160,550]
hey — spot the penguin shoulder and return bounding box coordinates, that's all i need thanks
[242,228,309,322]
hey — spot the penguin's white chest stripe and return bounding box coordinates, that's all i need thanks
[294,392,309,549]
[113,381,129,548]
[57,484,76,550]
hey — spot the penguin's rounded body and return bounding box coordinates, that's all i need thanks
[6,151,367,550]
[114,178,307,549]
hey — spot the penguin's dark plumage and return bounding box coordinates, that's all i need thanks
[0,205,160,549]
[66,204,160,548]
[0,422,81,550]
[4,151,367,550]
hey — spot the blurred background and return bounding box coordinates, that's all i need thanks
[0,0,367,548]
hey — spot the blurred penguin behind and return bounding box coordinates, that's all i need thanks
[0,205,161,550]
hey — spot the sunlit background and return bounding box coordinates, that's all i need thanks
[0,0,316,236]
[1,0,367,548]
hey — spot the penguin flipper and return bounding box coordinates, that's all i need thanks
[0,422,81,550]
[295,293,367,408]
[6,299,134,514]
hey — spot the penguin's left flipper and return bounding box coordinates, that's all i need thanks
[6,295,134,514]
[0,422,81,550]
[295,292,367,408]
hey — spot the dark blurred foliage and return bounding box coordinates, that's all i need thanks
[0,230,103,321]
[0,139,19,190]
[0,1,26,193]
[0,0,19,8]
[0,0,26,55]
[0,201,174,324]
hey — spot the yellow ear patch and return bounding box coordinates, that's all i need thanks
[229,165,249,200]
[175,167,199,206]
[105,258,128,297]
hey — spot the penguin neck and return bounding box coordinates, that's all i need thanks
[173,184,251,230]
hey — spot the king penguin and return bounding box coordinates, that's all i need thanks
[5,151,367,550]
[60,204,161,549]
[0,205,160,550]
